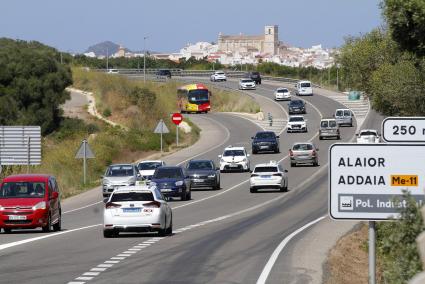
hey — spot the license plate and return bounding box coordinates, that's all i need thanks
[114,186,119,190]
[161,188,173,192]
[9,215,27,220]
[123,208,141,213]
[260,146,269,149]
[260,175,271,179]
[193,179,204,183]
[230,164,238,167]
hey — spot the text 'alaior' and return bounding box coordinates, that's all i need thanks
[337,157,386,186]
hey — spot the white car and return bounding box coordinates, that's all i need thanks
[210,71,227,82]
[295,80,313,96]
[287,115,308,133]
[103,185,172,238]
[356,129,380,143]
[250,161,288,193]
[274,88,291,101]
[107,69,119,74]
[218,146,250,172]
[238,78,256,90]
[137,160,166,183]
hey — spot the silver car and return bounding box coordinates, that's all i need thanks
[289,142,319,167]
[319,118,340,140]
[102,164,141,197]
[334,109,353,127]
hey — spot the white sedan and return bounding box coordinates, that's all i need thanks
[103,186,172,238]
[238,78,256,90]
[250,161,288,193]
[274,88,291,101]
[210,71,227,82]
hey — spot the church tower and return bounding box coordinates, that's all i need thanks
[264,25,278,55]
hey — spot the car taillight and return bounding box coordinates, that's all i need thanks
[105,202,121,209]
[273,173,282,177]
[144,201,161,208]
[289,149,293,157]
[312,150,317,156]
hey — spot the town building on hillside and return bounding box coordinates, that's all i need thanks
[218,25,279,56]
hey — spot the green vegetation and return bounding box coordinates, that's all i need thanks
[337,0,425,116]
[376,193,425,283]
[0,38,73,134]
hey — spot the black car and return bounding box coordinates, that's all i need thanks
[247,71,261,84]
[251,131,280,154]
[151,166,191,201]
[288,99,306,114]
[186,160,220,190]
[156,69,172,78]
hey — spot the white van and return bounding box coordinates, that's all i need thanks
[295,80,313,96]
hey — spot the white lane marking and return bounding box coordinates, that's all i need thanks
[105,260,120,264]
[68,282,85,284]
[97,264,114,268]
[83,272,100,276]
[0,224,102,251]
[123,250,137,254]
[117,254,131,257]
[90,268,107,272]
[110,257,125,260]
[256,216,326,284]
[63,201,103,214]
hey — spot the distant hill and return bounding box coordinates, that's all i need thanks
[85,41,130,57]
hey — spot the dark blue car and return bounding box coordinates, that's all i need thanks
[151,166,191,201]
[251,131,280,154]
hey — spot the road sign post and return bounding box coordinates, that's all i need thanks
[171,113,183,147]
[329,143,425,283]
[154,119,170,153]
[75,139,95,185]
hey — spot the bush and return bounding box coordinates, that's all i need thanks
[103,108,112,117]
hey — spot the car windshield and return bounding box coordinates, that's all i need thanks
[241,79,253,83]
[300,82,311,88]
[111,192,154,202]
[251,72,259,76]
[290,100,303,106]
[223,150,245,156]
[255,132,275,139]
[360,131,377,136]
[321,121,337,127]
[106,165,134,177]
[289,117,304,122]
[188,89,209,104]
[216,72,224,75]
[344,110,351,116]
[187,161,213,170]
[154,168,182,179]
[336,110,344,116]
[277,89,288,93]
[0,182,46,198]
[138,162,162,170]
[254,166,278,173]
[293,144,313,151]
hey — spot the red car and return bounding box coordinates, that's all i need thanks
[0,174,61,233]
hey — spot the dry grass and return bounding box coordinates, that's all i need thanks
[325,223,383,284]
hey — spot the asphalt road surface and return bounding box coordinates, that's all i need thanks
[0,79,384,284]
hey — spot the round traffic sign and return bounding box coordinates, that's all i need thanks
[171,113,183,125]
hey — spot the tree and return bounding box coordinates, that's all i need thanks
[0,38,73,134]
[382,0,425,56]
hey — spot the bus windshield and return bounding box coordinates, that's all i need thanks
[188,89,209,104]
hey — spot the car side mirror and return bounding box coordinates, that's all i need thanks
[316,148,319,151]
[276,136,280,138]
[51,192,59,199]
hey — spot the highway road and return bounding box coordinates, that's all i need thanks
[0,79,384,284]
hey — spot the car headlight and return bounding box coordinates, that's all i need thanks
[103,179,111,185]
[242,158,247,162]
[208,174,216,178]
[0,205,4,211]
[175,181,184,186]
[220,158,225,163]
[32,201,46,210]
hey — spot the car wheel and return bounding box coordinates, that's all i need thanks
[103,229,115,238]
[158,218,167,237]
[53,212,62,231]
[290,162,296,167]
[214,179,220,190]
[337,135,341,140]
[166,217,173,235]
[319,136,323,140]
[42,214,52,232]
[314,159,319,167]
[280,183,288,192]
[250,187,256,193]
[181,190,187,201]
[275,148,280,153]
[187,189,191,200]
[3,228,12,234]
[252,150,257,155]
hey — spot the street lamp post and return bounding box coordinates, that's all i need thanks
[143,36,149,83]
[106,47,109,71]
[336,63,341,91]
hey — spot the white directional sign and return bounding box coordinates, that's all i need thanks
[382,117,425,143]
[329,143,425,220]
[0,126,41,165]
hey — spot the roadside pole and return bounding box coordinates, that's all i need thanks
[75,139,95,185]
[369,221,376,284]
[171,113,183,148]
[176,125,179,147]
[27,136,31,173]
[83,140,87,184]
[154,119,169,155]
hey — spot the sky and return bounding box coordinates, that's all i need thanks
[1,0,383,53]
